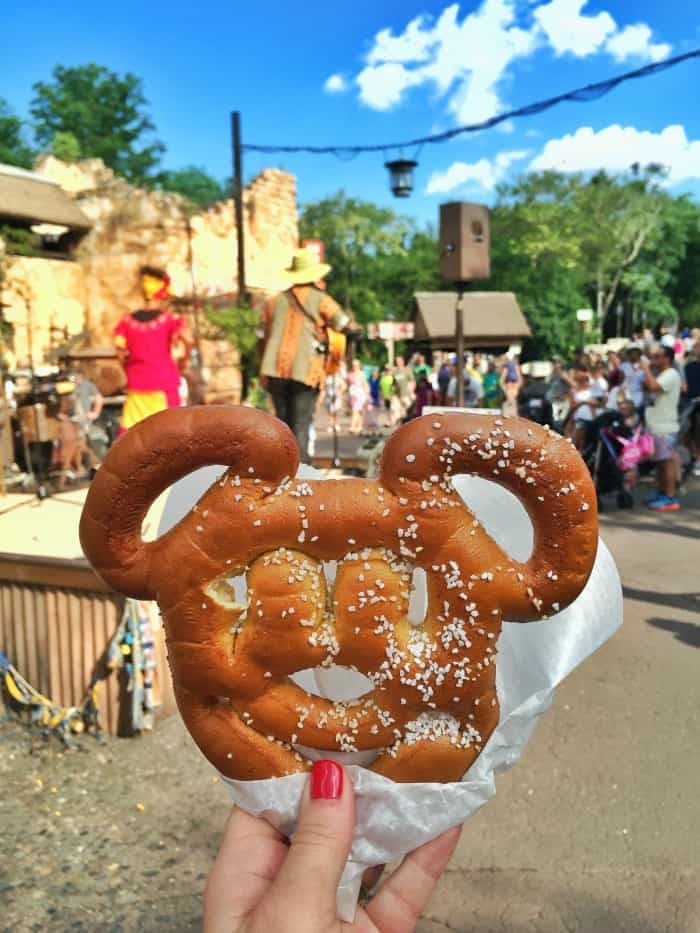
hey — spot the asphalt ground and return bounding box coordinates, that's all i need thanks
[1,460,698,932]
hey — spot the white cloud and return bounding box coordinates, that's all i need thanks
[357,0,539,123]
[426,149,530,193]
[323,74,349,94]
[367,15,436,65]
[533,0,615,57]
[356,62,420,109]
[347,1,670,127]
[605,24,671,63]
[530,124,700,183]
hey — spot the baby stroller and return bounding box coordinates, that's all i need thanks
[581,410,634,510]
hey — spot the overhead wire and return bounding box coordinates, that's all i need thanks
[242,47,700,156]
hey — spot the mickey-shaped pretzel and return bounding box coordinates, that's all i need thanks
[80,406,597,783]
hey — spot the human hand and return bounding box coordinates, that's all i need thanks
[204,760,461,933]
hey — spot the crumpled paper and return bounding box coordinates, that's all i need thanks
[159,462,622,921]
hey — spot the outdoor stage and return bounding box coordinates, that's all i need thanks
[0,487,175,734]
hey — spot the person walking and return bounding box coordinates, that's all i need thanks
[437,359,452,405]
[681,341,700,476]
[260,249,350,462]
[347,359,369,435]
[379,365,396,427]
[114,266,191,432]
[642,345,682,511]
[482,358,502,409]
[366,366,382,435]
[500,352,522,416]
[393,356,415,419]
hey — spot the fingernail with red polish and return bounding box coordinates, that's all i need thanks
[310,759,343,800]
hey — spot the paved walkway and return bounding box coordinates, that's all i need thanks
[0,468,698,931]
[419,482,700,933]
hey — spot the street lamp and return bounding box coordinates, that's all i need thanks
[385,158,417,198]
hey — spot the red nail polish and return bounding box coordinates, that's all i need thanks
[310,759,343,800]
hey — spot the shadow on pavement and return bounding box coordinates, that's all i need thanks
[623,586,700,613]
[646,616,700,648]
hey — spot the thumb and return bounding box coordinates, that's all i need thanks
[270,760,354,924]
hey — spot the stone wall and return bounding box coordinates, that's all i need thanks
[1,155,298,400]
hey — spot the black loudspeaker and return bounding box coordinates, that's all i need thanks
[439,202,491,282]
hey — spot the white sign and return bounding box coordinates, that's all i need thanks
[367,321,415,340]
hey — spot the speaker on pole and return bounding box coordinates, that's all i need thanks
[439,202,490,283]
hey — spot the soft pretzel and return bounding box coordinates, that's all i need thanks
[80,406,597,783]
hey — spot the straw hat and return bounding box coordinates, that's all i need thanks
[285,248,331,285]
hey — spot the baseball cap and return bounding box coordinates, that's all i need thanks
[660,334,675,348]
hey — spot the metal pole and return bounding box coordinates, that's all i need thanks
[231,111,246,301]
[455,289,465,407]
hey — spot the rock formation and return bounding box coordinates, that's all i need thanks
[1,156,298,402]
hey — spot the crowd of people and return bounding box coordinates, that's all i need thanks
[315,331,700,512]
[3,243,698,516]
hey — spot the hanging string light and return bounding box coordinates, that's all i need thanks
[237,48,700,197]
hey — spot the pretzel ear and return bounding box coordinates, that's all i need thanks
[79,406,299,599]
[379,413,597,619]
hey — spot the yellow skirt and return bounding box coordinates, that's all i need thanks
[121,390,168,431]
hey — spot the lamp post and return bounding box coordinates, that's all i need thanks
[230,111,246,301]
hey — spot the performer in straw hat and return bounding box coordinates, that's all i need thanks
[260,248,351,462]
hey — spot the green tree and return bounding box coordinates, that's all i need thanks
[158,166,228,208]
[51,130,80,162]
[30,64,164,183]
[299,192,440,328]
[487,173,587,358]
[654,197,700,329]
[204,299,262,397]
[572,167,668,330]
[0,98,35,168]
[486,168,691,357]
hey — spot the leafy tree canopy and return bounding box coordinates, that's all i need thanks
[51,130,80,162]
[30,64,164,183]
[299,192,440,327]
[157,166,228,208]
[486,168,700,356]
[0,98,35,169]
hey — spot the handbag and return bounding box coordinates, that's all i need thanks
[616,427,655,471]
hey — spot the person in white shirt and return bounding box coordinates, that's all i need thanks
[621,343,646,410]
[642,345,682,511]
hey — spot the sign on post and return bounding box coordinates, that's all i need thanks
[367,321,415,340]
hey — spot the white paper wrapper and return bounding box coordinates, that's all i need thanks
[159,464,622,921]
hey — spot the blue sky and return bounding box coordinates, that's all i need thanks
[3,0,700,225]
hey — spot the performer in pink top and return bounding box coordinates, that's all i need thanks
[114,266,191,430]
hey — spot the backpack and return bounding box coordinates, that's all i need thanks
[616,427,655,472]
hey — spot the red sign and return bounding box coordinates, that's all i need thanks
[367,321,415,340]
[301,239,325,264]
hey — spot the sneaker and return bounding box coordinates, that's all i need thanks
[643,491,661,504]
[647,495,680,511]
